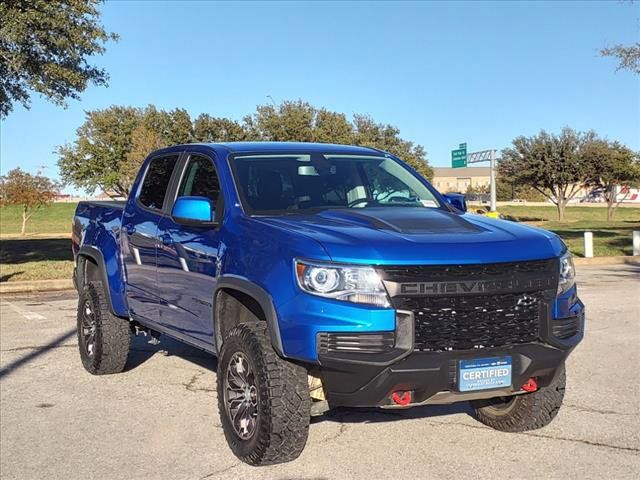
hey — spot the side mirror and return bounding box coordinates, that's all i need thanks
[443,193,467,213]
[171,196,216,227]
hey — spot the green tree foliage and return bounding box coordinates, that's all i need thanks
[582,138,640,220]
[0,0,117,117]
[58,106,140,197]
[193,114,247,142]
[58,100,432,196]
[499,128,593,221]
[0,168,60,235]
[495,177,546,202]
[243,101,431,178]
[58,106,196,197]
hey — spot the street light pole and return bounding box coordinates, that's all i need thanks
[465,148,498,212]
[490,149,497,212]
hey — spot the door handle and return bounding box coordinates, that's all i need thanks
[124,225,135,235]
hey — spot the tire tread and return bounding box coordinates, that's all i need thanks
[77,281,130,375]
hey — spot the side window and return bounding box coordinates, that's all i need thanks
[139,155,178,210]
[177,155,220,204]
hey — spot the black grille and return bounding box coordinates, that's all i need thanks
[409,293,542,351]
[379,259,556,282]
[377,260,557,352]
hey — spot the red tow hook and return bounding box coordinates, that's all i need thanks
[521,378,538,392]
[391,390,412,406]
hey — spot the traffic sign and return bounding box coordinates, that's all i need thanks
[452,143,467,168]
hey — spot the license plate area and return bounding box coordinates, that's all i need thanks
[458,356,512,392]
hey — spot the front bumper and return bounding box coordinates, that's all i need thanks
[318,296,584,408]
[320,342,575,408]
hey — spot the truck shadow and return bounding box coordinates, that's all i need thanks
[126,335,474,423]
[125,333,216,372]
[312,402,473,424]
[0,238,73,264]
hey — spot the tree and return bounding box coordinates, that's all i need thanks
[58,105,196,197]
[601,43,640,74]
[193,114,248,142]
[499,128,592,221]
[59,101,432,196]
[0,0,117,117]
[351,114,432,179]
[0,168,59,235]
[582,139,640,221]
[120,125,164,193]
[244,100,433,179]
[495,177,546,202]
[58,106,140,197]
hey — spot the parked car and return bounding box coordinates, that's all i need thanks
[72,142,584,465]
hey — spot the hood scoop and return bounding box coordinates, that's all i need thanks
[315,208,483,235]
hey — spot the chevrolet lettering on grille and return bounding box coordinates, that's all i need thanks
[395,277,555,296]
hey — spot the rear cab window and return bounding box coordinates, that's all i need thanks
[138,155,179,211]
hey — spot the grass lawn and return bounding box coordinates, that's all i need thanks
[0,203,638,283]
[498,205,640,257]
[0,202,77,236]
[0,237,74,282]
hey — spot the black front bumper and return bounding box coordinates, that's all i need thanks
[320,342,574,408]
[318,307,584,408]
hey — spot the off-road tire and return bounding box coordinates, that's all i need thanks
[77,281,131,375]
[217,322,310,466]
[470,365,566,432]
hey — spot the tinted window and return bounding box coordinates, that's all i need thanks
[231,153,440,214]
[177,155,220,203]
[139,155,178,210]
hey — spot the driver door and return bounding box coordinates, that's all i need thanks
[156,153,224,345]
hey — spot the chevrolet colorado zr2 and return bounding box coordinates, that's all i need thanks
[71,142,584,465]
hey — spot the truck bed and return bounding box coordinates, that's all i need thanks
[72,200,129,316]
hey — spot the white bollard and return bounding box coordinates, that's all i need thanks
[584,232,594,258]
[634,231,640,256]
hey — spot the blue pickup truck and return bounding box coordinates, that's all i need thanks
[72,142,584,465]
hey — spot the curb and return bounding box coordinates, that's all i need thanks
[1,257,638,294]
[0,279,74,294]
[573,256,639,266]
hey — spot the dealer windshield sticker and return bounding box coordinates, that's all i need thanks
[459,356,512,392]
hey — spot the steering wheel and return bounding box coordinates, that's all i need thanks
[348,198,373,208]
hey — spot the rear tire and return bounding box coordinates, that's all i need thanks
[77,281,131,375]
[470,365,566,432]
[217,322,310,466]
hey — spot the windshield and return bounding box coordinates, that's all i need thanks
[230,153,442,214]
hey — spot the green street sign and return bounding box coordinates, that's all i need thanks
[451,143,467,168]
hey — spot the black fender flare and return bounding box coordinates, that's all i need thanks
[76,245,117,315]
[213,275,284,357]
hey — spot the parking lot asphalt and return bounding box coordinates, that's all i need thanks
[1,265,639,480]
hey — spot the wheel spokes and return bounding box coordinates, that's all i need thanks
[224,352,259,440]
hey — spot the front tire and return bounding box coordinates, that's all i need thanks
[470,365,566,432]
[217,322,310,466]
[77,281,131,375]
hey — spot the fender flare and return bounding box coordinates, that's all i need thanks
[214,275,284,357]
[76,245,117,315]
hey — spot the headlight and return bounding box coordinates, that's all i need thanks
[295,260,390,307]
[558,251,575,294]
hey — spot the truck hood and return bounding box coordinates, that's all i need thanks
[256,207,564,264]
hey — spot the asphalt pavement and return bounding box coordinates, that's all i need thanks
[1,265,638,479]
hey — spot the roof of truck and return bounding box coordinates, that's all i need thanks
[204,142,386,155]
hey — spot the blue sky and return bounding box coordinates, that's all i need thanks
[1,0,638,194]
